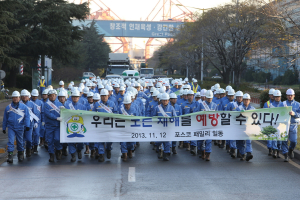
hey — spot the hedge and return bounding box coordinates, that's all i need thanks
[259,89,300,108]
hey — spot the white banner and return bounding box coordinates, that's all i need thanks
[60,107,292,143]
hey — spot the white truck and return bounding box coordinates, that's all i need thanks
[106,53,131,76]
[140,68,154,78]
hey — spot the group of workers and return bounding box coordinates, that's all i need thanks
[2,76,299,164]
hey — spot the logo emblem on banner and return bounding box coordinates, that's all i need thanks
[66,115,87,138]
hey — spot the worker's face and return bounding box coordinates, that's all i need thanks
[120,90,125,95]
[93,99,99,103]
[135,86,140,91]
[60,85,64,88]
[201,96,206,101]
[195,97,201,101]
[115,87,120,93]
[87,97,93,103]
[21,96,29,102]
[178,85,182,89]
[72,96,80,103]
[48,94,56,101]
[42,94,48,100]
[31,96,38,101]
[166,86,170,90]
[174,85,178,88]
[287,95,294,101]
[153,96,157,101]
[269,94,274,100]
[220,93,225,98]
[161,100,169,106]
[183,95,187,100]
[58,96,66,103]
[243,99,250,107]
[228,95,234,101]
[124,103,131,110]
[170,98,177,104]
[12,97,20,104]
[101,95,108,102]
[215,94,220,98]
[206,98,212,103]
[236,96,243,103]
[274,96,281,102]
[187,94,194,101]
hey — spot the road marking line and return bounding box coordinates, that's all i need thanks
[128,167,136,182]
[253,141,300,170]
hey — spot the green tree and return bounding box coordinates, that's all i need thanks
[261,126,278,136]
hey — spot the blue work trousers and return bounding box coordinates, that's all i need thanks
[7,128,24,152]
[95,142,113,154]
[197,140,212,153]
[68,143,84,154]
[120,142,135,153]
[236,140,252,155]
[23,126,33,149]
[46,128,62,154]
[157,141,171,153]
[32,124,40,146]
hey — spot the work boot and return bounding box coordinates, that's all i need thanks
[62,146,68,156]
[122,153,127,161]
[237,149,241,158]
[39,137,44,147]
[220,141,225,149]
[163,152,169,161]
[179,141,183,149]
[84,145,89,154]
[94,148,99,159]
[128,150,133,158]
[199,150,205,160]
[230,148,236,158]
[31,147,34,154]
[49,153,54,162]
[7,152,13,163]
[77,150,82,159]
[284,153,289,162]
[106,150,111,159]
[71,153,76,162]
[240,154,246,161]
[90,149,95,158]
[33,145,38,153]
[246,152,253,161]
[226,144,230,153]
[56,150,62,160]
[98,154,105,162]
[288,149,294,159]
[172,147,177,154]
[205,152,210,161]
[272,150,277,159]
[186,143,190,151]
[26,147,31,157]
[158,149,163,159]
[18,151,24,162]
[268,148,272,156]
[150,142,154,144]
[190,146,196,155]
[277,150,280,158]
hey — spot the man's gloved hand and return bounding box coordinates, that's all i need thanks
[59,106,65,109]
[57,117,62,122]
[3,130,6,134]
[42,122,45,126]
[34,123,38,129]
[25,127,30,131]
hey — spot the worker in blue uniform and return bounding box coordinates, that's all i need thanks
[263,88,275,155]
[93,89,117,162]
[44,89,64,162]
[3,91,30,163]
[279,88,300,162]
[169,93,182,154]
[39,89,49,149]
[191,79,201,93]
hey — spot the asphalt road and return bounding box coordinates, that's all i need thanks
[0,141,300,200]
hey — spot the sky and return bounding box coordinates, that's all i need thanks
[72,0,234,55]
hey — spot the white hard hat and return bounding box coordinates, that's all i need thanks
[100,89,109,96]
[225,85,232,92]
[205,90,214,98]
[286,88,295,95]
[150,87,156,93]
[228,89,235,96]
[152,90,160,97]
[269,88,275,95]
[58,90,66,97]
[59,81,64,86]
[193,79,198,83]
[21,89,29,96]
[215,88,221,94]
[135,83,141,87]
[83,87,89,95]
[93,93,100,100]
[273,90,281,97]
[195,92,201,97]
[87,92,94,97]
[178,81,183,86]
[42,89,49,95]
[123,95,132,104]
[72,90,80,97]
[200,89,207,97]
[119,86,125,91]
[86,82,92,87]
[68,85,73,89]
[160,93,170,100]
[219,88,225,94]
[97,84,104,89]
[157,93,162,99]
[243,93,251,99]
[179,89,183,96]
[47,85,53,90]
[31,89,39,96]
[48,89,57,95]
[184,78,188,82]
[170,93,177,99]
[107,86,113,91]
[183,90,188,95]
[183,85,189,90]
[12,91,20,97]
[235,91,244,97]
[114,83,120,87]
[211,86,215,91]
[41,76,45,79]
[159,87,166,93]
[187,90,194,95]
[81,79,86,83]
[214,83,220,89]
[165,82,170,87]
[77,87,83,93]
[156,82,162,88]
